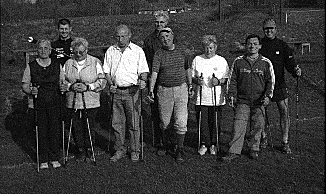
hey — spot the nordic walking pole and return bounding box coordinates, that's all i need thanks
[212,73,219,152]
[32,88,40,173]
[108,85,115,153]
[140,88,144,161]
[295,76,299,153]
[65,91,77,164]
[81,91,96,165]
[198,73,203,151]
[60,91,65,167]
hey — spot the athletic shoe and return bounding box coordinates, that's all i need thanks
[110,150,126,162]
[175,147,185,163]
[221,153,239,162]
[40,162,49,169]
[249,151,259,160]
[50,161,61,168]
[281,142,292,154]
[131,152,140,162]
[198,145,207,156]
[210,145,217,155]
[260,137,268,149]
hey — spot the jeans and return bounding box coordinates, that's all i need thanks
[157,83,188,135]
[228,104,265,154]
[112,86,141,153]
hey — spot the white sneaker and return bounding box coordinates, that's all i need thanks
[50,161,61,168]
[40,162,49,169]
[198,145,207,156]
[210,145,217,155]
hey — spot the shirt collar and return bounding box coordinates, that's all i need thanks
[113,42,134,51]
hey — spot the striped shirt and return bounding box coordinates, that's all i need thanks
[152,46,189,87]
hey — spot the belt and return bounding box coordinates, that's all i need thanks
[117,85,137,90]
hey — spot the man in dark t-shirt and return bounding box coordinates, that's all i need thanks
[50,18,73,67]
[148,27,192,164]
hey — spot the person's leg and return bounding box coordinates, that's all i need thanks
[111,90,127,153]
[173,84,188,162]
[83,108,98,152]
[125,88,140,155]
[247,106,264,157]
[157,85,174,154]
[228,104,250,155]
[276,98,291,153]
[47,107,61,162]
[37,109,49,164]
[196,105,210,149]
[151,85,162,147]
[208,105,221,154]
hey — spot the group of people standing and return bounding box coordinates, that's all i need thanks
[21,11,301,170]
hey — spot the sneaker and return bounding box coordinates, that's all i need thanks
[175,148,185,163]
[131,152,140,162]
[50,161,61,168]
[281,142,292,154]
[198,145,207,156]
[40,162,49,169]
[260,137,268,149]
[110,150,126,162]
[221,153,239,162]
[210,145,217,155]
[249,151,259,160]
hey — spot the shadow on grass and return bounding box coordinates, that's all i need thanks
[4,96,37,162]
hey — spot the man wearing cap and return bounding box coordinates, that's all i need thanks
[148,27,192,163]
[143,10,170,151]
[260,18,301,154]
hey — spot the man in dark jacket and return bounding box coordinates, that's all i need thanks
[259,18,301,154]
[222,34,275,162]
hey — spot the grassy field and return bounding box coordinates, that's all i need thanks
[0,10,325,194]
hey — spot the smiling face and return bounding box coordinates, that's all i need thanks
[263,20,277,40]
[58,24,72,40]
[154,16,168,31]
[159,31,174,49]
[246,37,261,55]
[73,45,87,62]
[203,42,217,58]
[38,41,51,59]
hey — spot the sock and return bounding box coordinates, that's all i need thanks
[176,134,185,148]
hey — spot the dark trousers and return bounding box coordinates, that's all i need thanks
[195,105,222,147]
[67,108,98,150]
[29,107,61,163]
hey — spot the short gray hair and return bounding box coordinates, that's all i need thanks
[154,10,169,21]
[202,35,217,47]
[71,37,88,50]
[38,39,51,49]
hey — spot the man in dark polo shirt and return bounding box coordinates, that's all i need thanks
[50,18,73,67]
[148,27,192,163]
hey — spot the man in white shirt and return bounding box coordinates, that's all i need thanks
[103,25,149,162]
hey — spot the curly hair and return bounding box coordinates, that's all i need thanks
[202,35,217,47]
[153,10,169,21]
[71,37,88,50]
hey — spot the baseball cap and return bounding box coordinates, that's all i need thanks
[263,19,276,29]
[159,27,173,35]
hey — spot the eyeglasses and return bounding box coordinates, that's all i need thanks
[155,21,166,24]
[73,49,87,55]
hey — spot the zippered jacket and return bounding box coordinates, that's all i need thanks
[227,54,275,106]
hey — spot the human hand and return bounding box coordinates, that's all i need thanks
[60,83,69,92]
[228,96,235,108]
[195,77,205,86]
[145,92,154,104]
[31,86,39,96]
[109,85,117,94]
[295,66,302,77]
[261,96,270,106]
[212,77,220,86]
[71,82,87,93]
[188,85,194,98]
[139,80,146,90]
